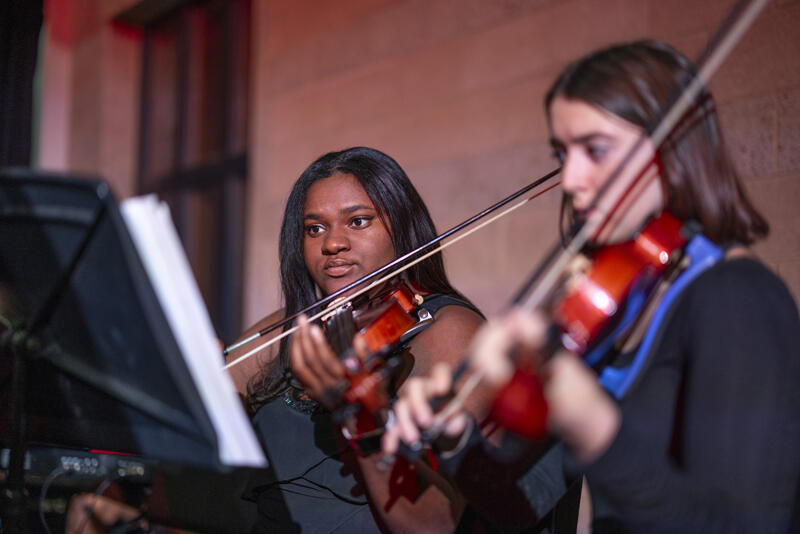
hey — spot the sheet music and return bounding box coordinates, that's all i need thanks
[121,195,266,467]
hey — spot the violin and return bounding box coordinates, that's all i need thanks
[322,279,432,431]
[490,209,689,439]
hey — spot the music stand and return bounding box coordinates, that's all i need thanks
[0,169,249,528]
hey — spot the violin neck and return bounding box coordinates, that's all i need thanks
[324,307,357,357]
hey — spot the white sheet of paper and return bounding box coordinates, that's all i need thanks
[121,194,265,467]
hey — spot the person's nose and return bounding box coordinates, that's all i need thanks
[560,150,592,198]
[322,225,350,255]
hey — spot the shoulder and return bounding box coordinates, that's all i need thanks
[674,257,800,367]
[407,301,484,374]
[431,302,485,330]
[239,308,287,340]
[417,298,485,348]
[224,308,286,394]
[682,257,798,321]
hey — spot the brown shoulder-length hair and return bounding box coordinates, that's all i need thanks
[545,39,768,246]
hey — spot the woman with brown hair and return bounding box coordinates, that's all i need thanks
[383,40,800,533]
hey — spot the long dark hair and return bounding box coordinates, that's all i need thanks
[546,39,768,245]
[247,146,470,409]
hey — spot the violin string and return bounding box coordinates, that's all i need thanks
[223,180,562,370]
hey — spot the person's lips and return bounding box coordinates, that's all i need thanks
[572,195,591,214]
[324,259,356,277]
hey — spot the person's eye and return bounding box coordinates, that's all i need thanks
[350,216,372,228]
[586,144,609,162]
[551,147,566,164]
[305,224,325,237]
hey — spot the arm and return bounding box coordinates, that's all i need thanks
[66,494,146,534]
[291,304,485,533]
[383,313,578,531]
[355,305,484,533]
[433,417,573,531]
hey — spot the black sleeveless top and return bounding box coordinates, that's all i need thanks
[247,294,479,533]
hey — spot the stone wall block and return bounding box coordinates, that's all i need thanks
[717,94,776,180]
[777,87,800,173]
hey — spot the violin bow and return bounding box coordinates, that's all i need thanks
[222,169,561,370]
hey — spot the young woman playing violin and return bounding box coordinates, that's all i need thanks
[225,146,486,533]
[383,41,800,533]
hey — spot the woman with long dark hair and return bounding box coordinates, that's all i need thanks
[226,146,485,533]
[383,41,800,533]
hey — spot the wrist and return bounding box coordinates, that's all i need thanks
[342,411,393,456]
[568,395,621,463]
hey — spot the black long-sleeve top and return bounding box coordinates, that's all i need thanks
[583,257,800,533]
[441,258,800,533]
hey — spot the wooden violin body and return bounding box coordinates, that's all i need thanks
[324,280,431,428]
[491,211,689,440]
[555,211,687,353]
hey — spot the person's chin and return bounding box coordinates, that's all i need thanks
[322,273,362,296]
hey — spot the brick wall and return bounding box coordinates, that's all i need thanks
[38,0,141,198]
[245,0,800,323]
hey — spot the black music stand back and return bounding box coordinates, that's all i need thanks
[0,169,226,474]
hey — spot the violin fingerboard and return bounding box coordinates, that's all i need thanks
[324,308,357,357]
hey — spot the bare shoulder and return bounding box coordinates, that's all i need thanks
[426,304,484,341]
[408,304,484,376]
[405,304,491,420]
[238,308,286,340]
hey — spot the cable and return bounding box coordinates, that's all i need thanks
[38,465,67,534]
